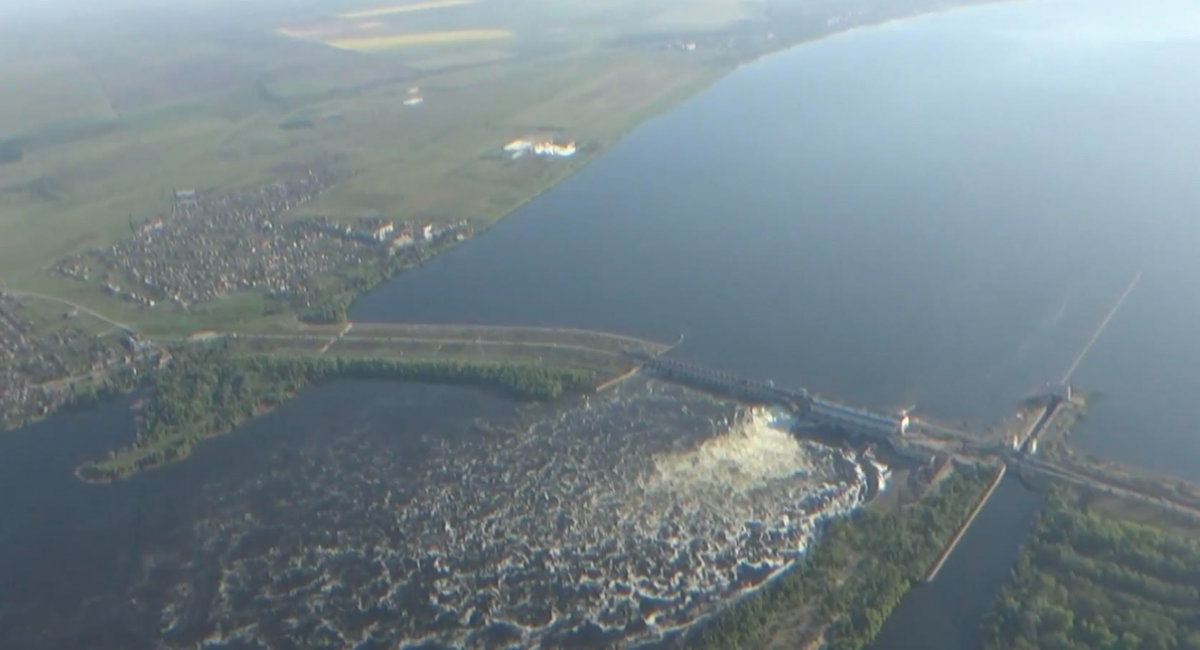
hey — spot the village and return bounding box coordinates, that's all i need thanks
[52,167,471,310]
[0,292,157,431]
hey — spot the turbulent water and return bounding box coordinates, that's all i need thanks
[107,378,880,649]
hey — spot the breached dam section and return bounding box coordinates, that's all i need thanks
[126,378,882,649]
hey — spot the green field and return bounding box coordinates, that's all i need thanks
[0,0,757,333]
[0,0,988,336]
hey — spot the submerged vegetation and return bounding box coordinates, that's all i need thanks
[695,468,991,650]
[76,343,596,482]
[984,489,1200,650]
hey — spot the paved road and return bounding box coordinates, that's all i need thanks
[238,331,631,359]
[347,322,671,349]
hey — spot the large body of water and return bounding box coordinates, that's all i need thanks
[355,0,1200,476]
[349,0,1200,646]
[6,0,1200,647]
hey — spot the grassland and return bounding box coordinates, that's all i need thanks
[323,29,514,50]
[337,0,480,19]
[0,0,997,339]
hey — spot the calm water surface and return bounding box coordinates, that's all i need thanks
[349,0,1200,646]
[355,1,1200,472]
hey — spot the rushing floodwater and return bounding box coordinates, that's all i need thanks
[349,0,1200,646]
[6,0,1200,647]
[1,380,887,648]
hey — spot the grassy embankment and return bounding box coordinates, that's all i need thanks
[687,467,992,650]
[983,486,1200,650]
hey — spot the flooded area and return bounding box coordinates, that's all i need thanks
[1,378,882,649]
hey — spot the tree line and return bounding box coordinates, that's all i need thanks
[691,467,992,650]
[984,488,1200,650]
[78,343,596,481]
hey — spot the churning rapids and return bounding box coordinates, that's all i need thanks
[120,378,885,649]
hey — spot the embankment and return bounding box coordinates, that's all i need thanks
[923,463,1007,582]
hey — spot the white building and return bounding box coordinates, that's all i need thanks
[533,141,577,157]
[810,397,910,440]
[504,138,532,153]
[371,221,395,242]
[389,232,415,253]
[505,138,576,158]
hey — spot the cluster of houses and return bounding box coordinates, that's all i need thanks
[0,295,139,430]
[307,217,470,256]
[53,169,355,307]
[0,294,34,367]
[53,167,474,309]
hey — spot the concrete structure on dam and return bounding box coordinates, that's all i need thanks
[631,351,1086,583]
[809,396,910,440]
[634,353,911,440]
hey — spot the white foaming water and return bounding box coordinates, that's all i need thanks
[140,383,883,649]
[649,407,813,494]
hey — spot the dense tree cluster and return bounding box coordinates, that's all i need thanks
[984,490,1200,650]
[299,299,348,324]
[695,468,992,650]
[294,237,448,323]
[77,343,595,481]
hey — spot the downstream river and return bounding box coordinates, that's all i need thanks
[6,0,1200,647]
[352,0,1200,647]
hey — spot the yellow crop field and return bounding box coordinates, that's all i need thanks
[323,29,513,50]
[336,0,477,19]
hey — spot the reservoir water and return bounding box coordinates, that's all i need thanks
[354,0,1200,471]
[6,0,1200,647]
[350,0,1200,646]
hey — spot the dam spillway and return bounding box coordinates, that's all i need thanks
[636,355,909,441]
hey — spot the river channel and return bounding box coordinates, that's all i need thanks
[351,0,1200,647]
[6,0,1200,647]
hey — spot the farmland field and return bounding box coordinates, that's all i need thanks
[0,0,987,336]
[321,29,514,50]
[337,0,480,19]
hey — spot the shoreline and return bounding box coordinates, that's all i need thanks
[10,0,1037,478]
[72,352,612,483]
[2,0,1028,342]
[339,0,1031,322]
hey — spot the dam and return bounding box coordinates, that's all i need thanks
[629,350,1081,585]
[634,353,911,441]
